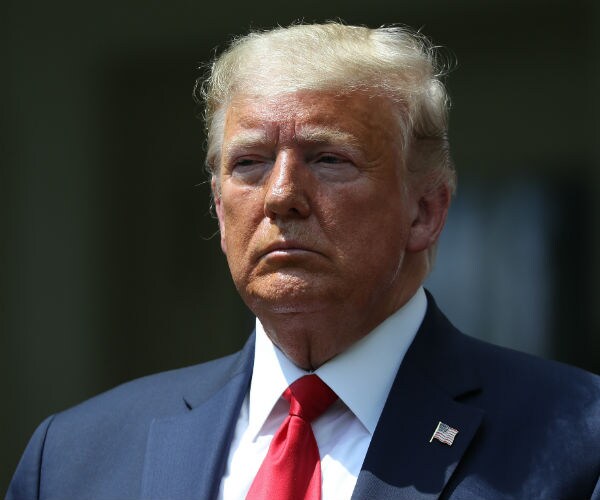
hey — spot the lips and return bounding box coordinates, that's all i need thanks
[258,240,322,261]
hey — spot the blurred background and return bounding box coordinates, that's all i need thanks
[2,0,599,490]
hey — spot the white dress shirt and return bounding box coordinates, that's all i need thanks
[218,287,427,500]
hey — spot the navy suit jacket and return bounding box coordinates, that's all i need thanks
[7,295,600,499]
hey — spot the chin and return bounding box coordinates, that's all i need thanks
[244,274,335,315]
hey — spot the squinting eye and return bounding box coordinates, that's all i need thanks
[235,158,259,167]
[311,152,359,182]
[316,154,346,164]
[229,157,271,185]
[231,157,269,172]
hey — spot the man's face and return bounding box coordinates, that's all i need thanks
[214,91,439,366]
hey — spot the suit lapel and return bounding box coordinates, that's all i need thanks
[353,294,484,500]
[141,336,254,500]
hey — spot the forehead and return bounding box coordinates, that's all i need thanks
[222,91,400,148]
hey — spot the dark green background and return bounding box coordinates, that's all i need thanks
[3,0,599,492]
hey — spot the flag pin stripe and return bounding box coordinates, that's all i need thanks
[429,421,458,446]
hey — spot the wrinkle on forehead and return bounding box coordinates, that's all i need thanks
[224,91,393,140]
[225,89,388,126]
[220,90,404,170]
[211,89,406,178]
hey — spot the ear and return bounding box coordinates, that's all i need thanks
[211,177,227,255]
[406,184,451,253]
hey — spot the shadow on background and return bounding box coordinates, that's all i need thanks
[2,0,599,491]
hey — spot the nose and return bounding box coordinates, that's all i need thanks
[264,152,311,220]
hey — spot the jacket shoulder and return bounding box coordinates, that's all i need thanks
[456,327,600,403]
[56,344,252,424]
[7,341,254,500]
[421,295,600,405]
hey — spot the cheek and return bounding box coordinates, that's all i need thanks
[222,209,250,251]
[324,187,409,260]
[220,188,264,259]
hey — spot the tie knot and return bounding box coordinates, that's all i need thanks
[283,374,337,422]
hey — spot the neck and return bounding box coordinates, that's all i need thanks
[259,285,425,370]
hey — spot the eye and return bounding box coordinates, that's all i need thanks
[311,152,359,182]
[315,154,347,164]
[231,156,266,171]
[235,158,261,167]
[229,156,271,184]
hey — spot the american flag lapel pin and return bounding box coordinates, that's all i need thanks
[430,421,459,446]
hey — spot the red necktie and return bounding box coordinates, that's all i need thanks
[246,374,338,500]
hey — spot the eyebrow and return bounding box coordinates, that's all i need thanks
[222,125,363,161]
[222,130,269,161]
[296,125,358,145]
[296,125,363,160]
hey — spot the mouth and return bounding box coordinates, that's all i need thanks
[259,240,322,261]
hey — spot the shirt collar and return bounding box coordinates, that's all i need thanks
[248,287,427,437]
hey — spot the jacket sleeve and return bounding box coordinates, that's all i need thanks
[5,416,55,500]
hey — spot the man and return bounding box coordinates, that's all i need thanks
[7,23,600,500]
